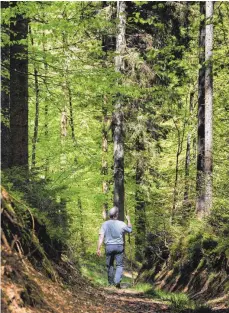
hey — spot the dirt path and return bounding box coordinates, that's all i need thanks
[2,247,169,313]
[31,272,170,313]
[101,288,170,313]
[2,247,228,313]
[38,278,170,313]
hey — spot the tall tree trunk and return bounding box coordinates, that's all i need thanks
[42,30,49,177]
[60,107,67,168]
[113,1,126,222]
[101,2,113,220]
[171,119,185,224]
[135,136,146,262]
[62,31,76,145]
[172,150,180,223]
[204,1,214,215]
[184,92,194,202]
[9,3,28,168]
[102,97,110,220]
[1,1,10,169]
[30,27,40,169]
[68,84,76,144]
[196,2,206,217]
[184,134,191,201]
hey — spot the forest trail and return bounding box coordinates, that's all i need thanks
[2,246,169,313]
[2,245,229,313]
[101,288,169,313]
[37,280,170,313]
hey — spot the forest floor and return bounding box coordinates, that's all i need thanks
[2,246,229,313]
[1,245,169,313]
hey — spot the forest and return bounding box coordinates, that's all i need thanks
[1,1,229,313]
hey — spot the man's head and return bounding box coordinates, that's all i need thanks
[109,206,119,219]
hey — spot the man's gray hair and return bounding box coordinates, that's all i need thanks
[109,206,119,219]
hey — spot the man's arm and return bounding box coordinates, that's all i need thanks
[97,233,104,256]
[125,215,132,233]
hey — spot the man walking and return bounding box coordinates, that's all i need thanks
[97,207,132,288]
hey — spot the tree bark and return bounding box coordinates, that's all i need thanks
[204,1,213,215]
[196,2,206,217]
[1,1,10,169]
[9,3,28,168]
[113,1,126,222]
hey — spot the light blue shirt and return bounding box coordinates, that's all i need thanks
[99,220,132,245]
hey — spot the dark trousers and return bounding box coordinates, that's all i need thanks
[105,244,124,285]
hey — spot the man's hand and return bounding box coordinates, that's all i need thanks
[125,215,132,228]
[125,215,130,222]
[97,234,104,257]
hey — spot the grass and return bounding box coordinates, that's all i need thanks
[79,254,212,313]
[79,253,133,287]
[80,254,108,286]
[132,284,213,313]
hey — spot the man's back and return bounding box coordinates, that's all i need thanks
[100,220,131,245]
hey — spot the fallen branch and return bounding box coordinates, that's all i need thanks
[1,228,11,251]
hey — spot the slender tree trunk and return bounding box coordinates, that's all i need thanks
[42,31,49,177]
[184,134,191,201]
[196,2,206,217]
[113,1,126,222]
[30,28,40,169]
[68,85,76,144]
[171,120,185,223]
[31,68,39,169]
[60,26,70,168]
[204,1,214,215]
[62,32,76,145]
[60,107,67,168]
[9,3,28,168]
[1,1,10,169]
[184,92,194,201]
[101,3,113,220]
[172,150,180,223]
[135,136,146,262]
[102,97,110,220]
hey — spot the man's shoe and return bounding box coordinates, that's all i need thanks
[115,283,121,289]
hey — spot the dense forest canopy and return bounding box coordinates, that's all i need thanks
[1,1,229,309]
